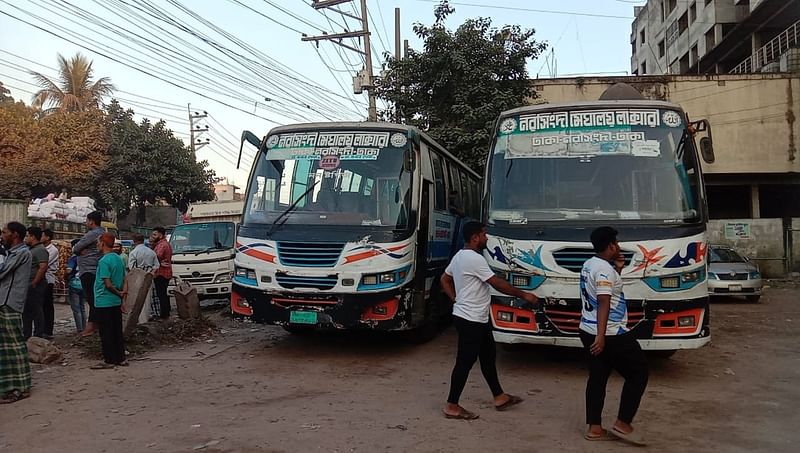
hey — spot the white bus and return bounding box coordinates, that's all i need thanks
[484,85,715,354]
[232,122,480,340]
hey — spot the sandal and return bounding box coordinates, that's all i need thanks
[585,429,618,441]
[442,408,479,420]
[117,361,130,367]
[90,362,116,370]
[611,426,647,446]
[0,389,30,404]
[495,394,524,411]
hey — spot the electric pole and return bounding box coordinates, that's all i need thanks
[188,104,210,152]
[303,0,377,121]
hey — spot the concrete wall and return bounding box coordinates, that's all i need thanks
[707,218,786,277]
[530,74,800,175]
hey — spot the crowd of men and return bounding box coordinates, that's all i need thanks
[0,212,173,404]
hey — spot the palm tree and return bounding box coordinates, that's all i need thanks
[31,53,115,114]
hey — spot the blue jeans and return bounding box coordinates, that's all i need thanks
[68,289,87,333]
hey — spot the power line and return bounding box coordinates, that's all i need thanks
[412,0,634,20]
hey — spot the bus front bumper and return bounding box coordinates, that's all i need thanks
[490,296,711,350]
[232,283,418,330]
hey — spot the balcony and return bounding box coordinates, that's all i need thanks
[730,20,800,73]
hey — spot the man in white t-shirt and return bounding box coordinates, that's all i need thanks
[579,226,648,444]
[440,222,538,420]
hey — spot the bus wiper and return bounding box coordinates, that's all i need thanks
[266,180,320,237]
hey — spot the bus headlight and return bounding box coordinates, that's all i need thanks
[660,277,680,289]
[379,272,396,283]
[681,271,701,283]
[215,273,232,283]
[678,315,696,327]
[235,267,256,281]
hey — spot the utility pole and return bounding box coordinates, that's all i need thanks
[304,0,377,121]
[188,104,210,152]
[394,7,401,61]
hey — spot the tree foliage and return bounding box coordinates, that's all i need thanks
[0,82,13,104]
[375,1,547,170]
[31,53,115,115]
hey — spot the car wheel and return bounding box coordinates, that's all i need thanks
[746,295,761,303]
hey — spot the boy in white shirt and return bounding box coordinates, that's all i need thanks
[580,226,648,444]
[440,222,538,420]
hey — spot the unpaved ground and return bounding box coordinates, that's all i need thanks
[1,285,798,453]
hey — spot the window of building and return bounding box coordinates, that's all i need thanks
[658,39,666,57]
[632,41,637,55]
[679,53,690,73]
[691,43,699,65]
[678,11,689,34]
[707,185,751,219]
[641,61,647,74]
[667,0,677,14]
[705,0,712,6]
[660,1,666,21]
[705,28,715,51]
[640,29,646,46]
[689,2,697,23]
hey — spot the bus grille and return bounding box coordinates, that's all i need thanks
[277,242,345,267]
[275,273,338,290]
[543,306,644,334]
[552,248,634,273]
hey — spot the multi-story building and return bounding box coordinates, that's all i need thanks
[631,0,799,75]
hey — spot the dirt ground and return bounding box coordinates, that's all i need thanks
[1,284,798,453]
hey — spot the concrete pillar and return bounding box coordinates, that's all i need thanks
[751,184,761,219]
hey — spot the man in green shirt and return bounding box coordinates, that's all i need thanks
[92,233,128,369]
[23,227,48,339]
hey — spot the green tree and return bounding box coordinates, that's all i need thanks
[30,53,115,114]
[98,101,215,220]
[0,81,13,104]
[375,1,547,170]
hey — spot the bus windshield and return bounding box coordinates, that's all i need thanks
[170,222,235,253]
[488,107,702,224]
[243,129,413,229]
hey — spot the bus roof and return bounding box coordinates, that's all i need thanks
[499,99,686,119]
[265,122,481,179]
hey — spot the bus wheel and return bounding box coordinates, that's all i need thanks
[648,349,677,359]
[282,325,316,335]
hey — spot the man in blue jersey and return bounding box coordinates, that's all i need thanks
[579,226,648,445]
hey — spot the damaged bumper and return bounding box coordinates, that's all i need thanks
[232,283,418,331]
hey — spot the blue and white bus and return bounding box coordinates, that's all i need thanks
[484,87,715,353]
[231,122,480,340]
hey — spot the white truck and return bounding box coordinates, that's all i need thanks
[168,221,236,305]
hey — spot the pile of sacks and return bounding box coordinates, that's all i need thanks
[28,194,96,223]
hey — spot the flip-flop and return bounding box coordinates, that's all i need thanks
[0,389,30,404]
[584,430,618,441]
[611,426,647,446]
[442,408,479,420]
[117,361,130,367]
[495,394,524,411]
[90,362,116,370]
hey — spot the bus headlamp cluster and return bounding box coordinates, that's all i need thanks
[362,269,408,286]
[235,267,256,281]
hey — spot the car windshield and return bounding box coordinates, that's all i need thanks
[243,129,413,229]
[709,248,746,263]
[488,107,702,224]
[169,222,235,253]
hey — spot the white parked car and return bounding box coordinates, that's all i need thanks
[707,245,763,303]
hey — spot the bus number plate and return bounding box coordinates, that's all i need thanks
[289,311,318,325]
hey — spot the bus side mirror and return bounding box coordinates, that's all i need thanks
[403,149,415,172]
[699,137,714,164]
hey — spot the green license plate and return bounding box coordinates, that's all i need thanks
[289,311,318,325]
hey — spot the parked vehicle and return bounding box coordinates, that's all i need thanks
[708,245,762,303]
[483,83,715,352]
[167,221,235,305]
[232,122,480,340]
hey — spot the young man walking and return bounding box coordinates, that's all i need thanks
[23,227,49,339]
[72,211,105,336]
[580,226,648,444]
[42,229,59,339]
[0,222,33,404]
[91,233,127,369]
[441,222,538,420]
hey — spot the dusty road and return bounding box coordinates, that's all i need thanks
[1,286,798,453]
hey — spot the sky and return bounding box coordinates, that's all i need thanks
[0,0,643,188]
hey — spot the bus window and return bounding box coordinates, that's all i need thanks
[459,170,471,218]
[447,163,465,217]
[430,152,447,211]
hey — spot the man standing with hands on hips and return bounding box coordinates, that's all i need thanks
[440,222,537,420]
[579,226,648,445]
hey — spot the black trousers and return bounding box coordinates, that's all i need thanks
[447,316,504,404]
[579,330,649,425]
[95,306,125,365]
[43,282,55,336]
[23,282,47,339]
[154,276,170,318]
[80,273,97,323]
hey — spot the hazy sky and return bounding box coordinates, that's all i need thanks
[0,0,641,187]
